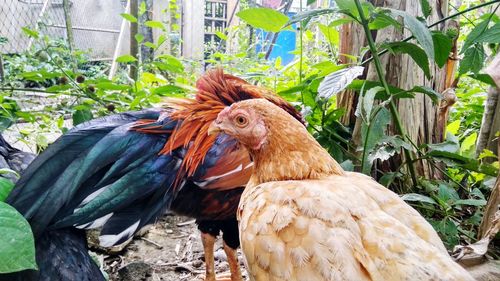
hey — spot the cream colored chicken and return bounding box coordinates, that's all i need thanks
[208,99,474,281]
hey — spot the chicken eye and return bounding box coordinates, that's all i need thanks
[235,115,248,127]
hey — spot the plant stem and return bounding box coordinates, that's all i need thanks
[361,0,500,66]
[354,0,418,187]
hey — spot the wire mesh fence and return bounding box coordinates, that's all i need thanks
[0,0,126,59]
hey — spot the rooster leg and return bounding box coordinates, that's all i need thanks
[201,232,217,281]
[223,241,243,281]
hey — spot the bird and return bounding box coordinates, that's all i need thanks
[208,98,475,281]
[0,134,36,183]
[1,69,303,281]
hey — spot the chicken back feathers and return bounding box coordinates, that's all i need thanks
[210,99,474,281]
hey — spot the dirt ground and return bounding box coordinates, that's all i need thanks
[90,214,248,281]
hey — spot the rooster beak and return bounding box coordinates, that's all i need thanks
[207,122,222,136]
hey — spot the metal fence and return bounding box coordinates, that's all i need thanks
[0,0,126,60]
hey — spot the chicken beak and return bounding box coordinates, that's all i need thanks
[207,122,222,136]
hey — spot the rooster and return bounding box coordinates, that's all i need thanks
[1,70,303,281]
[208,99,474,281]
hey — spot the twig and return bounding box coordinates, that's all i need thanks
[140,237,163,249]
[177,219,196,227]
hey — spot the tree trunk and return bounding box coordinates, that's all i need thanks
[338,0,455,183]
[476,53,500,158]
[140,0,155,62]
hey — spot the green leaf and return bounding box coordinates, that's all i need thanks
[355,86,383,121]
[139,1,147,16]
[144,42,157,49]
[427,150,498,176]
[468,73,496,87]
[286,8,338,27]
[428,133,459,153]
[361,107,391,173]
[335,0,360,19]
[459,44,485,75]
[388,8,434,61]
[21,27,39,39]
[96,82,130,91]
[446,120,461,135]
[410,86,441,104]
[461,19,489,53]
[460,132,477,156]
[215,31,227,40]
[72,109,93,126]
[135,33,144,43]
[432,31,453,68]
[154,54,185,73]
[369,12,401,30]
[0,178,15,202]
[237,8,289,32]
[384,42,430,79]
[318,23,339,47]
[307,0,317,5]
[419,0,431,18]
[120,13,138,23]
[476,22,500,43]
[453,199,487,207]
[0,201,37,273]
[116,54,138,63]
[401,193,437,205]
[145,21,165,30]
[152,85,185,95]
[438,183,460,203]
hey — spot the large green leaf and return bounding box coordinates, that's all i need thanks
[361,107,391,173]
[0,202,37,273]
[368,11,401,30]
[318,23,339,47]
[476,22,500,43]
[459,44,485,75]
[237,8,289,33]
[432,31,453,68]
[461,19,489,53]
[384,42,430,79]
[419,0,431,18]
[388,8,434,61]
[116,55,138,63]
[0,178,15,202]
[427,150,498,177]
[453,199,487,207]
[334,0,360,19]
[401,193,437,205]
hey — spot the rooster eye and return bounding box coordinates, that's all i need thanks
[235,115,248,127]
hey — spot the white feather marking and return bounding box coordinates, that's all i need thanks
[195,163,250,187]
[80,186,110,205]
[99,220,140,247]
[75,213,114,229]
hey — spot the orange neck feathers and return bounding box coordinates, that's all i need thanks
[133,69,303,180]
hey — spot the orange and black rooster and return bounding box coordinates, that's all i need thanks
[1,69,303,281]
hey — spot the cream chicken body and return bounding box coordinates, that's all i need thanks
[208,99,474,281]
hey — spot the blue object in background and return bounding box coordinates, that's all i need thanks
[255,12,297,65]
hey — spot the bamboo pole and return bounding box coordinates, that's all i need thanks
[109,0,131,79]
